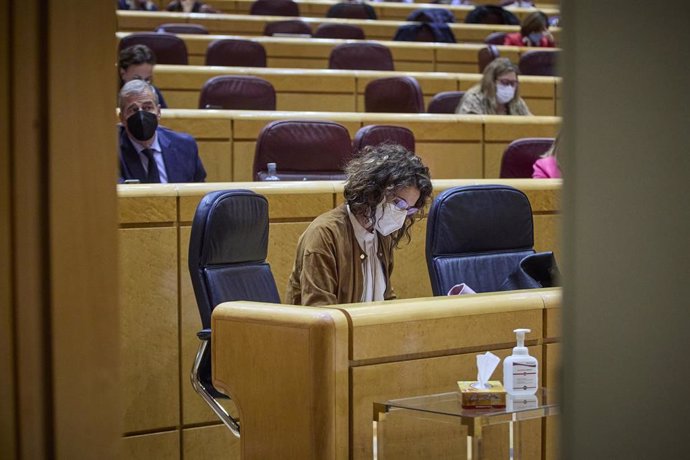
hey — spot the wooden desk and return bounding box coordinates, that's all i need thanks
[154,64,561,116]
[154,109,560,181]
[117,180,561,459]
[117,30,560,73]
[212,289,561,458]
[117,11,561,46]
[202,0,559,22]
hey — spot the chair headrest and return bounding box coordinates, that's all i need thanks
[253,120,353,179]
[189,190,270,267]
[427,185,534,255]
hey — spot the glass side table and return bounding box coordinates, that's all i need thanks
[373,388,559,460]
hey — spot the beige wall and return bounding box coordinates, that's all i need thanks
[0,1,120,459]
[561,2,690,459]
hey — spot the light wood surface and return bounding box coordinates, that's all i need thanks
[203,0,559,22]
[117,11,561,45]
[153,109,560,182]
[117,29,559,73]
[212,289,561,458]
[154,64,561,116]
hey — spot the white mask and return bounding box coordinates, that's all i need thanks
[373,202,407,236]
[496,83,516,104]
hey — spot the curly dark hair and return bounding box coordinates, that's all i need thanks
[344,143,432,246]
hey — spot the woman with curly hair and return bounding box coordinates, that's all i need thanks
[456,57,531,115]
[286,143,432,306]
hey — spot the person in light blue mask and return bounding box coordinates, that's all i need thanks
[503,11,555,47]
[286,144,432,306]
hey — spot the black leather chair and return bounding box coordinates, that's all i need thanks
[364,76,424,113]
[500,137,554,178]
[427,90,465,114]
[250,0,299,16]
[353,125,415,153]
[253,120,353,181]
[198,75,276,110]
[189,189,281,437]
[425,185,536,295]
[328,42,394,71]
[263,19,312,36]
[205,39,267,67]
[155,23,209,34]
[119,32,189,65]
[519,50,559,76]
[314,23,365,40]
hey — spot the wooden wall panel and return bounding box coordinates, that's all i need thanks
[183,425,240,460]
[121,431,180,460]
[119,227,180,433]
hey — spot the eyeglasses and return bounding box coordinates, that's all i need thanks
[497,78,519,87]
[392,196,419,216]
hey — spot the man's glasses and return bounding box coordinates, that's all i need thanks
[392,197,419,216]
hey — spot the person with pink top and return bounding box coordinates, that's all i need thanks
[533,134,562,178]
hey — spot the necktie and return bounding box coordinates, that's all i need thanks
[141,148,160,183]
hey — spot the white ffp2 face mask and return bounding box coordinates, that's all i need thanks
[496,83,516,104]
[374,202,407,236]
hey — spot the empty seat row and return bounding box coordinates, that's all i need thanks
[252,120,415,181]
[120,32,558,75]
[194,74,464,114]
[253,119,551,182]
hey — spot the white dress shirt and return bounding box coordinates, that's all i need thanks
[347,206,386,302]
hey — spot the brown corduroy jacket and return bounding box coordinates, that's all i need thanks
[285,205,396,306]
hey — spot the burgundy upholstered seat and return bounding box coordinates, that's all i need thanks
[249,0,299,17]
[119,32,188,65]
[499,137,555,178]
[353,125,416,153]
[519,50,559,76]
[314,23,365,40]
[364,76,424,113]
[326,2,377,20]
[427,91,466,114]
[253,120,353,181]
[484,31,507,45]
[198,76,276,110]
[478,45,500,72]
[155,23,209,34]
[328,42,394,71]
[263,19,312,36]
[205,39,267,67]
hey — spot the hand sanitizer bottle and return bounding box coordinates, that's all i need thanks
[503,328,538,395]
[264,162,280,181]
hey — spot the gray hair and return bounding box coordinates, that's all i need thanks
[118,79,159,112]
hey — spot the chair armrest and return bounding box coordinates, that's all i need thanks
[197,329,211,341]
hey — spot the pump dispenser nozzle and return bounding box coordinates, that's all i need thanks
[511,328,531,356]
[514,328,530,347]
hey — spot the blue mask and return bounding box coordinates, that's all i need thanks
[528,33,543,45]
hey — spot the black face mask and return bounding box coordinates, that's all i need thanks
[126,110,158,141]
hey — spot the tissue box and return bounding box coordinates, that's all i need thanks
[457,381,506,408]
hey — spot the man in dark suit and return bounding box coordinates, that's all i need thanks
[118,79,206,183]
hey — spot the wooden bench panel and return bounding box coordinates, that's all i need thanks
[117,11,561,44]
[154,65,559,117]
[203,0,559,23]
[157,110,559,181]
[116,29,560,74]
